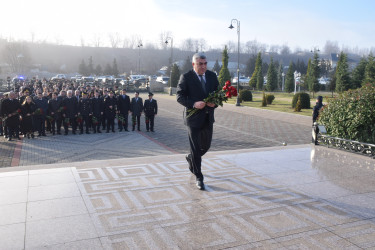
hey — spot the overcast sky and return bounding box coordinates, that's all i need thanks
[1,0,374,51]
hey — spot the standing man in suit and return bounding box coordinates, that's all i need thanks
[117,89,131,132]
[176,52,219,190]
[130,91,143,131]
[143,92,158,132]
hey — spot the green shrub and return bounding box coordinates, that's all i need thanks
[239,89,252,102]
[261,92,267,107]
[292,92,311,109]
[265,94,275,104]
[318,83,375,143]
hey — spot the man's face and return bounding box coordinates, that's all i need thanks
[193,58,207,75]
[52,93,57,99]
[135,93,139,98]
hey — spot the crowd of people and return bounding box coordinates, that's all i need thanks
[0,79,158,141]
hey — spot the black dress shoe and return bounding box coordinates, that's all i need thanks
[125,129,129,132]
[196,180,205,190]
[185,154,193,174]
[7,137,12,141]
[97,130,102,133]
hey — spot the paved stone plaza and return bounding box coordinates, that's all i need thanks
[1,94,375,249]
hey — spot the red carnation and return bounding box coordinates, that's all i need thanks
[222,85,228,91]
[225,81,231,86]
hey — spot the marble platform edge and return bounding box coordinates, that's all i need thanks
[0,144,313,173]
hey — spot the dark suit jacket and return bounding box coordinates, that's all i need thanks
[117,95,131,114]
[143,99,158,116]
[176,69,219,128]
[131,97,143,116]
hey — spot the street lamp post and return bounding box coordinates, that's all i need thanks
[229,19,241,106]
[165,37,173,95]
[294,71,301,95]
[137,43,143,74]
[281,72,285,91]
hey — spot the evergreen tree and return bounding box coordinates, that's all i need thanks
[170,63,181,88]
[262,62,269,76]
[88,56,94,75]
[212,59,221,74]
[104,63,112,75]
[351,57,367,89]
[305,58,312,91]
[363,53,375,85]
[78,59,88,76]
[284,61,295,93]
[335,51,351,93]
[266,57,277,91]
[245,54,256,77]
[181,56,192,74]
[112,58,119,76]
[307,52,320,96]
[250,52,262,89]
[328,71,336,97]
[218,46,231,86]
[257,67,264,90]
[94,64,102,76]
[277,62,283,90]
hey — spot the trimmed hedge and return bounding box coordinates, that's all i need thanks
[292,92,311,109]
[318,83,375,144]
[239,89,252,102]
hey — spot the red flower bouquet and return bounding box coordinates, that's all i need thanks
[186,80,237,118]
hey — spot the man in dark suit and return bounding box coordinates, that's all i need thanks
[143,92,158,132]
[176,52,219,190]
[1,92,21,141]
[117,89,131,131]
[62,90,78,135]
[91,90,103,133]
[130,91,143,131]
[104,90,117,133]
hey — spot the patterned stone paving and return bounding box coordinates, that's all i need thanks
[2,145,372,249]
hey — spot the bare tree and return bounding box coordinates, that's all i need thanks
[30,32,35,43]
[159,31,172,49]
[92,34,102,47]
[199,38,207,52]
[226,41,236,53]
[269,44,280,53]
[122,37,130,48]
[245,40,259,54]
[108,32,121,48]
[323,40,339,55]
[2,42,31,74]
[181,38,194,51]
[280,44,290,55]
[80,36,85,47]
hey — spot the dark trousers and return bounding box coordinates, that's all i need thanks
[118,113,129,130]
[92,115,101,132]
[187,116,213,181]
[145,115,155,131]
[102,116,106,130]
[64,117,77,133]
[56,118,62,133]
[79,115,90,133]
[8,126,19,139]
[35,116,46,135]
[132,114,141,130]
[106,117,115,132]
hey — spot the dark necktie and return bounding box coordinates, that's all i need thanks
[199,75,206,93]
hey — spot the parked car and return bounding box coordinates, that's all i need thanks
[81,76,95,85]
[51,74,66,81]
[233,76,250,85]
[156,76,170,85]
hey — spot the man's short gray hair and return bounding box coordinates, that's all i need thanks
[192,52,206,63]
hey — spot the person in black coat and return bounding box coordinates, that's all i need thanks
[104,91,117,133]
[91,90,103,133]
[130,91,143,131]
[1,92,22,141]
[48,92,61,135]
[62,90,78,135]
[117,89,131,132]
[78,92,92,134]
[176,52,219,190]
[33,92,49,136]
[312,96,323,123]
[143,92,158,132]
[21,96,36,138]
